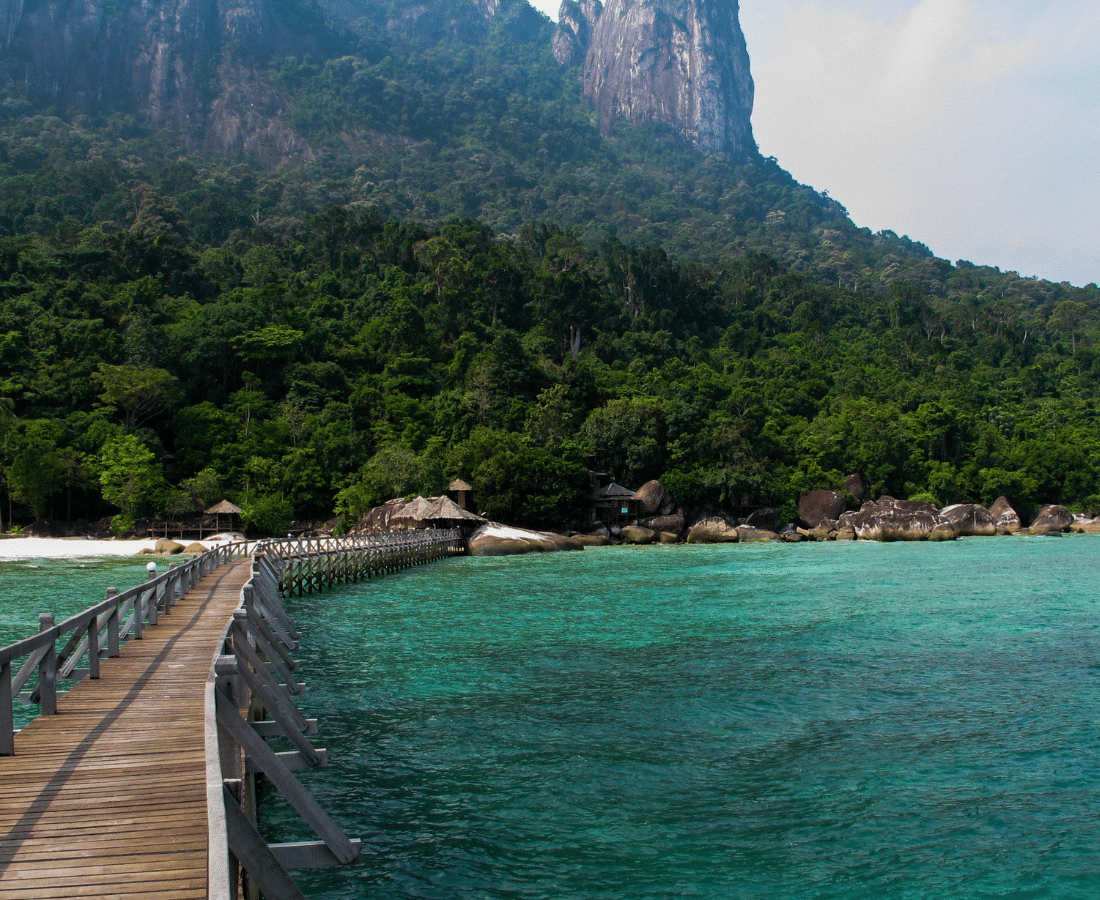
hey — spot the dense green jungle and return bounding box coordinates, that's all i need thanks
[0,0,1098,534]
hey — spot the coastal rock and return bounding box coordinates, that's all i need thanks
[573,533,612,546]
[845,472,871,504]
[1029,504,1072,534]
[685,517,739,543]
[468,523,584,556]
[642,510,685,535]
[735,525,779,543]
[834,523,857,541]
[581,0,755,159]
[988,496,1022,534]
[183,542,207,553]
[658,531,680,544]
[928,523,959,542]
[745,507,781,532]
[798,490,846,527]
[634,480,675,517]
[154,538,184,554]
[620,525,656,544]
[939,503,997,537]
[840,497,942,542]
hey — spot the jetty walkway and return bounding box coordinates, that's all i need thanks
[0,530,464,898]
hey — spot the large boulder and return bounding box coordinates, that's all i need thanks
[642,510,685,535]
[988,496,1022,534]
[736,525,780,543]
[634,480,675,517]
[685,517,740,544]
[745,507,782,532]
[573,533,612,546]
[620,525,656,544]
[468,524,584,556]
[798,490,846,527]
[154,538,184,554]
[1029,505,1072,534]
[939,503,997,537]
[845,472,871,504]
[840,497,943,541]
[1071,516,1100,534]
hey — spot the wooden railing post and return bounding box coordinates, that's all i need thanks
[88,614,100,680]
[105,588,121,658]
[0,660,13,756]
[38,614,57,716]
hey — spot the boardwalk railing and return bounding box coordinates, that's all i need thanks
[0,539,257,754]
[0,528,465,899]
[208,528,464,900]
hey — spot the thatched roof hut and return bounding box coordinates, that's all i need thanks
[204,500,243,533]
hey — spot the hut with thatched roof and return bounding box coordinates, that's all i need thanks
[205,500,244,535]
[447,479,476,512]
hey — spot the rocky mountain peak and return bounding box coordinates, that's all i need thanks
[552,0,602,65]
[567,0,755,160]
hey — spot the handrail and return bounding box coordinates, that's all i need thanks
[207,527,464,899]
[0,538,259,754]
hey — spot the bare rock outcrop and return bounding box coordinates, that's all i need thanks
[988,496,1022,534]
[642,510,685,535]
[939,503,997,537]
[685,517,739,544]
[579,0,755,159]
[468,523,584,556]
[745,507,781,532]
[735,525,779,543]
[0,0,325,164]
[553,0,602,65]
[634,479,675,517]
[1029,504,1073,535]
[620,525,656,544]
[845,473,871,504]
[798,490,846,528]
[839,497,942,542]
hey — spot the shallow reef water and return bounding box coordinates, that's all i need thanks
[259,536,1100,899]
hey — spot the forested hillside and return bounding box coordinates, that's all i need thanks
[2,206,1098,535]
[0,0,1097,534]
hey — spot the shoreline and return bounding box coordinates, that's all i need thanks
[0,535,241,561]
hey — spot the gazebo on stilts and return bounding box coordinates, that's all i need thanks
[203,500,244,537]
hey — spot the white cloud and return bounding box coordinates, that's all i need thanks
[528,0,559,20]
[741,0,1100,284]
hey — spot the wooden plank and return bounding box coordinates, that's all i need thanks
[0,559,252,899]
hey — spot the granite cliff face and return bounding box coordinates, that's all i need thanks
[0,0,326,164]
[558,0,755,160]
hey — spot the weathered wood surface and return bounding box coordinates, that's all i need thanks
[0,559,252,899]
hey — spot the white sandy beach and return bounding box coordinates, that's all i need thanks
[0,535,244,561]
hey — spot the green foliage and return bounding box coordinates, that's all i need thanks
[240,494,294,536]
[97,434,166,519]
[335,444,447,521]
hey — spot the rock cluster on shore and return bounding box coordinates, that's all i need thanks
[586,479,1100,546]
[355,482,1100,557]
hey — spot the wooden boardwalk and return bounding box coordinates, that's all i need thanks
[0,559,252,900]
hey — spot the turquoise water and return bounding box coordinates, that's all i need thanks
[260,536,1100,899]
[0,556,161,726]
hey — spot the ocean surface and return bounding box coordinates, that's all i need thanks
[1,539,1097,898]
[255,536,1100,900]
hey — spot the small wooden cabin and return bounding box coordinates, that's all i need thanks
[447,479,476,512]
[594,483,639,527]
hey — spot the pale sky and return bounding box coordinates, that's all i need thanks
[528,0,1099,287]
